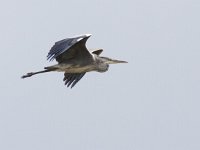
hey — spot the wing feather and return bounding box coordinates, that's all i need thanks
[63,72,86,88]
[92,49,103,55]
[47,34,91,62]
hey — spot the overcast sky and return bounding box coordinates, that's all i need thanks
[0,0,200,150]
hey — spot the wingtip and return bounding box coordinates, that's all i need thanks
[73,33,92,38]
[85,34,92,37]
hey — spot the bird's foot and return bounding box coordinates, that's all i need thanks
[21,72,33,79]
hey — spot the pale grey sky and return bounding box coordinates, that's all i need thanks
[0,0,200,150]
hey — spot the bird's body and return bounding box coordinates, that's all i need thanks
[45,53,108,73]
[22,34,127,88]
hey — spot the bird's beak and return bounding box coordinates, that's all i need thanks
[107,59,128,64]
[101,57,128,64]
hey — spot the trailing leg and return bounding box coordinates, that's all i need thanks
[21,68,55,79]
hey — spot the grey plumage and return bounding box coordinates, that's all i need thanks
[22,34,127,88]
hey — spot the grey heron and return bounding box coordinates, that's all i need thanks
[21,34,127,88]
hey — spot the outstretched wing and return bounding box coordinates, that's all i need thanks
[47,34,92,62]
[63,72,86,88]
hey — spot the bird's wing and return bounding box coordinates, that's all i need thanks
[92,49,103,55]
[47,34,92,62]
[63,72,86,88]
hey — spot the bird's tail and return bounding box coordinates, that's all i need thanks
[21,68,55,79]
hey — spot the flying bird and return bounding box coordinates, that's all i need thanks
[21,34,127,88]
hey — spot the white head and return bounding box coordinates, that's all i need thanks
[95,56,127,73]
